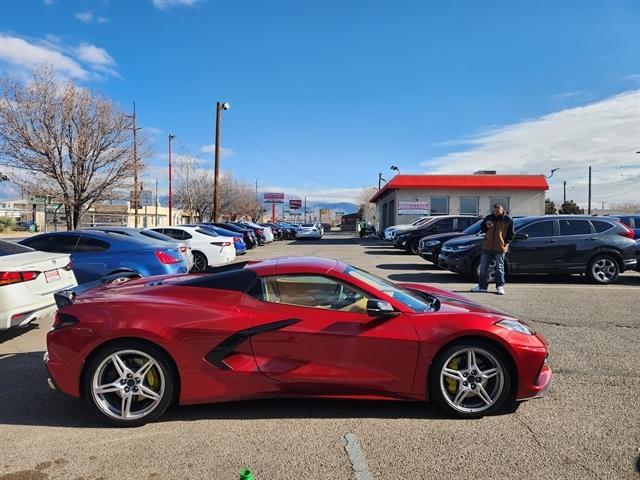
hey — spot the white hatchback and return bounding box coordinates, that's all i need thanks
[0,240,77,330]
[150,226,236,273]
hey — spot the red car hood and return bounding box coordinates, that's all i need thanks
[399,282,509,316]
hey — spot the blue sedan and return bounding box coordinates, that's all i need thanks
[20,230,187,285]
[183,224,247,254]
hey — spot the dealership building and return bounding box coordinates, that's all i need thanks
[370,172,549,230]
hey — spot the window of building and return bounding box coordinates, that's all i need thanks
[430,197,449,215]
[489,197,510,213]
[459,197,479,215]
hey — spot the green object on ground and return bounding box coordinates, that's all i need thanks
[239,469,253,480]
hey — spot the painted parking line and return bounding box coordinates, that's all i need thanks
[342,433,374,480]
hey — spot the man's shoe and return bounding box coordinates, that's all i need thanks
[470,286,487,293]
[496,286,505,295]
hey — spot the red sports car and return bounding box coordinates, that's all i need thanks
[45,257,551,426]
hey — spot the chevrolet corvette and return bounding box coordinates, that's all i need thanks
[45,257,551,426]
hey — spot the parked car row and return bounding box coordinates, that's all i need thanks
[383,214,637,284]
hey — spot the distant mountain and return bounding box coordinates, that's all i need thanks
[304,202,358,213]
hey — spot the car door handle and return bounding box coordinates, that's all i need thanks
[546,239,557,243]
[586,237,597,241]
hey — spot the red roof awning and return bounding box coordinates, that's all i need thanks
[370,174,549,203]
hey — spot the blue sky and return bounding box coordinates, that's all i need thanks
[1,0,640,206]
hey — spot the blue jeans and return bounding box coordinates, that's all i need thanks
[479,251,505,289]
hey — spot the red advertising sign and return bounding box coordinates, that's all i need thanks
[263,192,285,203]
[289,199,302,209]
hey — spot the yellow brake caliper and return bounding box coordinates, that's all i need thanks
[445,357,460,395]
[145,368,159,390]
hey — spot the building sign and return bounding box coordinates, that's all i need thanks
[289,199,302,209]
[398,201,430,215]
[264,192,285,204]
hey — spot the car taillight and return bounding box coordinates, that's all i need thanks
[233,237,240,243]
[154,250,181,264]
[211,241,232,247]
[617,222,635,239]
[257,229,264,235]
[179,246,187,252]
[0,271,40,286]
[52,313,79,330]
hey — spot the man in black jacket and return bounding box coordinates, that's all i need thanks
[470,204,514,295]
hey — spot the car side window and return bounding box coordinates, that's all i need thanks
[434,218,454,232]
[24,235,80,253]
[457,217,477,229]
[519,221,554,238]
[162,229,185,240]
[75,236,110,252]
[559,220,591,236]
[258,275,371,314]
[591,220,614,233]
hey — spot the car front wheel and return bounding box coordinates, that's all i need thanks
[429,341,512,418]
[84,342,175,426]
[190,251,208,273]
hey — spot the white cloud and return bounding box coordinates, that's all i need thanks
[0,34,119,81]
[423,90,640,207]
[199,144,234,157]
[152,0,199,9]
[0,34,88,79]
[43,0,55,5]
[75,12,93,23]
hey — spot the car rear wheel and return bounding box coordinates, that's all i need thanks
[409,240,420,255]
[587,254,619,284]
[429,341,511,418]
[84,342,175,426]
[190,251,208,273]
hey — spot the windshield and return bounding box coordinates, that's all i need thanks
[463,220,483,235]
[345,265,433,313]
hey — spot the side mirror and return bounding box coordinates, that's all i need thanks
[514,233,529,240]
[366,299,399,318]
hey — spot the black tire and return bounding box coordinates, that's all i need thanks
[83,340,176,427]
[586,254,620,284]
[409,239,420,255]
[428,339,512,418]
[190,251,208,273]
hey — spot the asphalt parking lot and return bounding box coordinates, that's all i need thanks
[1,231,639,480]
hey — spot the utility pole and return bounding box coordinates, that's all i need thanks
[155,177,159,226]
[588,166,592,215]
[304,196,307,223]
[563,180,567,204]
[378,172,387,190]
[168,134,175,225]
[213,102,230,222]
[127,102,142,228]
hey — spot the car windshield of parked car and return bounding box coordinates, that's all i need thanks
[345,265,433,313]
[0,239,34,256]
[301,224,315,227]
[139,230,174,242]
[463,220,483,235]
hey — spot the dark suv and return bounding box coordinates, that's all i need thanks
[394,215,482,254]
[438,215,636,284]
[418,219,483,264]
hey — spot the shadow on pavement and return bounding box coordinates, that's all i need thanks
[376,263,438,271]
[0,323,39,344]
[0,351,456,428]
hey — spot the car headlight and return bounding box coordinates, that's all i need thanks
[495,319,533,335]
[424,240,440,247]
[451,244,474,251]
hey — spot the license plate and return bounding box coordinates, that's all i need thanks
[45,269,61,283]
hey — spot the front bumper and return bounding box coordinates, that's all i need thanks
[623,258,637,271]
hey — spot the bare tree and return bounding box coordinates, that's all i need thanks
[219,171,260,220]
[173,155,213,222]
[357,187,377,224]
[0,67,139,229]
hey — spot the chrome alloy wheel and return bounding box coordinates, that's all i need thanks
[591,257,617,283]
[91,350,165,421]
[191,252,207,273]
[439,347,505,414]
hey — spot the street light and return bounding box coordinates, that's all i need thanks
[546,168,559,178]
[213,101,231,222]
[168,134,175,225]
[390,165,400,175]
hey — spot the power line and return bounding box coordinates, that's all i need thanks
[225,118,347,188]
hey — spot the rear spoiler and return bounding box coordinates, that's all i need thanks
[54,290,76,308]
